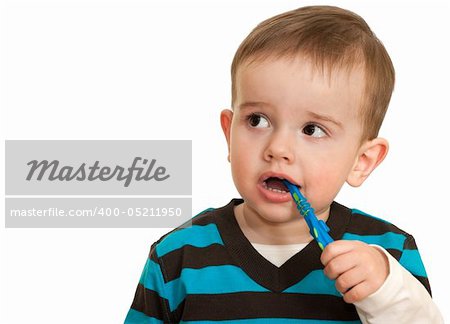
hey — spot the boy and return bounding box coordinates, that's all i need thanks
[125,6,443,323]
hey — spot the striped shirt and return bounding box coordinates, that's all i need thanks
[125,199,431,323]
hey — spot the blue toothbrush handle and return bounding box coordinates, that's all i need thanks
[283,180,334,250]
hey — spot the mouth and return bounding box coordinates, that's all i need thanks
[261,174,301,201]
[262,177,290,193]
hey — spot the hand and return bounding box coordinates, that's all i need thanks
[320,240,389,304]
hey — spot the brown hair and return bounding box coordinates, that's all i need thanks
[231,5,395,140]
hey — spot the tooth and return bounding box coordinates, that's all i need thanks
[267,187,287,193]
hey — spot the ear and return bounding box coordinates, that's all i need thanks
[220,109,233,162]
[347,138,389,187]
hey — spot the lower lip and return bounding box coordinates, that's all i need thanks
[257,182,292,203]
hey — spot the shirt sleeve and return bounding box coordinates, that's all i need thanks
[354,245,444,324]
[124,243,173,324]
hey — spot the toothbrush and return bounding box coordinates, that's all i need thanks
[283,180,334,250]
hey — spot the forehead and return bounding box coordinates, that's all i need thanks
[234,56,366,119]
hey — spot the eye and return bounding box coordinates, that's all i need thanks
[247,113,270,128]
[302,124,327,138]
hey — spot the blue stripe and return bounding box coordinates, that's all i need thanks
[399,249,428,277]
[342,232,406,251]
[351,209,389,223]
[139,258,169,298]
[177,265,268,293]
[164,265,269,311]
[140,259,269,312]
[284,269,340,296]
[139,258,183,313]
[156,223,224,257]
[182,319,361,323]
[124,308,162,324]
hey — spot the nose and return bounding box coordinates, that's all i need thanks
[263,129,295,164]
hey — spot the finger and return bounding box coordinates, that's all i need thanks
[320,240,362,266]
[323,250,358,280]
[342,281,374,304]
[334,266,365,294]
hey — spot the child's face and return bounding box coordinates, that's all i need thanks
[222,56,367,223]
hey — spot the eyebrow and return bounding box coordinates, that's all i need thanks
[306,111,343,128]
[237,101,272,110]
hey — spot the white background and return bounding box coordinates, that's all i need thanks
[1,0,449,323]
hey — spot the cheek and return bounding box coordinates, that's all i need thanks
[309,144,357,175]
[305,155,354,196]
[307,168,344,211]
[230,135,255,175]
[230,128,262,161]
[309,167,338,189]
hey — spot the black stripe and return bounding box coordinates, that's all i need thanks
[181,292,358,321]
[191,207,222,226]
[403,235,418,250]
[348,212,406,236]
[327,202,353,241]
[386,248,402,260]
[160,244,238,282]
[401,236,432,294]
[172,300,185,322]
[130,283,168,320]
[415,275,432,295]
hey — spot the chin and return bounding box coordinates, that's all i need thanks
[244,198,296,223]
